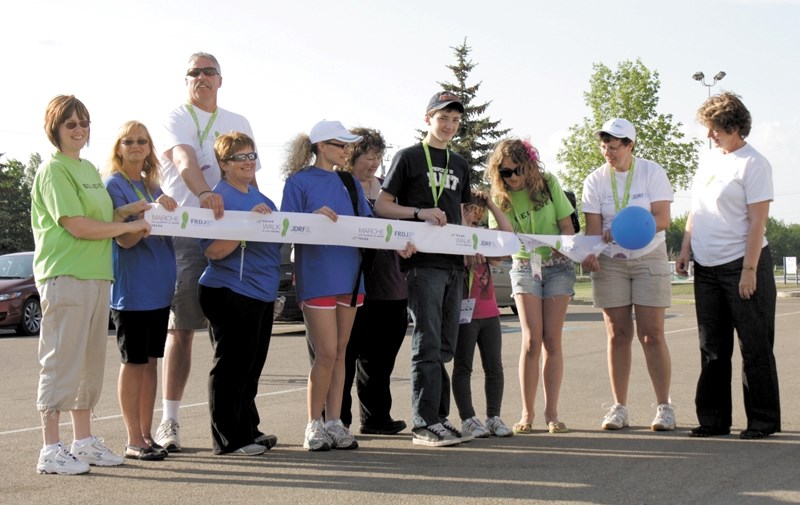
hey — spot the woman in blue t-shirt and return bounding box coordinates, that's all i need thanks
[197,132,281,456]
[104,120,177,461]
[281,120,370,451]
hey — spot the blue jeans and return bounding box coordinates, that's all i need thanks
[693,246,780,433]
[406,266,463,429]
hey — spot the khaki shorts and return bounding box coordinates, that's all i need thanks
[590,243,671,308]
[37,276,111,413]
[169,236,208,330]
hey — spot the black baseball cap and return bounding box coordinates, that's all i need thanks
[426,91,464,114]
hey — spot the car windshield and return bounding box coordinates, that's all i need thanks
[0,255,33,279]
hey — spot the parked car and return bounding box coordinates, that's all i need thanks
[0,251,42,336]
[490,259,516,314]
[275,243,303,322]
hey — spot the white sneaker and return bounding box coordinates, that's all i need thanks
[651,403,676,431]
[461,416,490,438]
[37,443,91,475]
[155,418,181,452]
[485,416,514,437]
[325,419,358,450]
[601,403,629,430]
[303,419,331,451]
[441,418,474,442]
[71,436,124,467]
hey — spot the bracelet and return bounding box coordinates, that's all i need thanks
[198,190,212,198]
[413,207,421,220]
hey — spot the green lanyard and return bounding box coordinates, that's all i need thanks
[510,192,535,235]
[610,158,636,212]
[120,171,155,203]
[186,103,218,148]
[422,141,449,206]
[467,268,474,294]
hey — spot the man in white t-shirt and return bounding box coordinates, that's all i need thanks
[155,52,267,452]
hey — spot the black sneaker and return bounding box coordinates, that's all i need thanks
[360,419,407,435]
[412,423,461,447]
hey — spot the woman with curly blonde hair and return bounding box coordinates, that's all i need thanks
[485,138,576,435]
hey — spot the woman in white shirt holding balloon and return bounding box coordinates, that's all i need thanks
[580,118,675,433]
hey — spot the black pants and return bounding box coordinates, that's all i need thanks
[341,298,408,427]
[693,247,780,433]
[198,285,274,454]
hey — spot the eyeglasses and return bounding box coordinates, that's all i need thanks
[325,141,349,149]
[63,120,91,130]
[499,167,524,178]
[224,152,258,162]
[120,139,149,146]
[186,67,219,78]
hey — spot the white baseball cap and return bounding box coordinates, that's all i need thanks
[309,120,363,144]
[595,118,636,142]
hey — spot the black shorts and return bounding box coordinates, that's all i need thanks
[112,307,170,364]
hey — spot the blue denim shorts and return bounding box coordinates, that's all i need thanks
[510,258,576,298]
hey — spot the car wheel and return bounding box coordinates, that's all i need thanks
[17,298,42,336]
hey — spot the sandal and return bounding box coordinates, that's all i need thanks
[512,422,533,435]
[547,421,571,434]
[125,444,167,461]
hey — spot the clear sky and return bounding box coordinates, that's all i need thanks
[3,0,799,222]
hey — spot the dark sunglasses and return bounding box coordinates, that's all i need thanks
[224,152,258,162]
[324,141,349,149]
[499,167,524,178]
[64,120,90,130]
[120,139,149,146]
[186,67,219,78]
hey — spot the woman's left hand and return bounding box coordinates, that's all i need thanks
[251,203,272,214]
[739,269,757,300]
[156,194,178,212]
[314,206,338,222]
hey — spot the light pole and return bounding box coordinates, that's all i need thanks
[693,71,727,148]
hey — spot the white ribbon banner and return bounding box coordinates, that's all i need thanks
[516,234,608,263]
[145,206,521,257]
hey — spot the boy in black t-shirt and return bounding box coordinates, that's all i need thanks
[376,91,472,447]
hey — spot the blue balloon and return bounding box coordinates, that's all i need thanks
[611,206,656,250]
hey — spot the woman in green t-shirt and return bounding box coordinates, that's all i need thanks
[32,95,151,475]
[486,138,577,435]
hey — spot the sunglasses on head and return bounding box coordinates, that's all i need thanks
[499,167,524,178]
[224,152,258,162]
[120,139,149,146]
[186,67,219,78]
[64,120,90,130]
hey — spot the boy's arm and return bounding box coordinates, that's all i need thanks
[374,190,447,226]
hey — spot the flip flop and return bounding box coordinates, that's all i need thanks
[547,421,571,434]
[512,422,533,434]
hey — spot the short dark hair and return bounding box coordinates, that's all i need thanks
[697,92,751,138]
[598,132,633,146]
[43,95,90,150]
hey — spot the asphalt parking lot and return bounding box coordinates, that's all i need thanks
[2,298,799,505]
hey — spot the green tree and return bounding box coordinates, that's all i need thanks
[0,153,39,254]
[665,212,688,259]
[427,38,510,188]
[766,216,800,267]
[557,59,701,201]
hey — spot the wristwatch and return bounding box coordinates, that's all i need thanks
[413,207,421,220]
